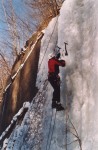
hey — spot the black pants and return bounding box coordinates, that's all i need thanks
[48,74,60,103]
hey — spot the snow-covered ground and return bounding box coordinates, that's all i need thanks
[2,0,98,149]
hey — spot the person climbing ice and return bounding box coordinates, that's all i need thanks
[48,51,66,111]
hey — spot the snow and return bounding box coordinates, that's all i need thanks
[0,102,30,143]
[2,0,98,149]
[2,138,8,150]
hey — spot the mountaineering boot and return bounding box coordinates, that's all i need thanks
[56,102,65,111]
[52,101,57,109]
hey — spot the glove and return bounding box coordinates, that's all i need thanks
[59,60,66,66]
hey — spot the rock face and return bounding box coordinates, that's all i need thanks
[0,33,43,134]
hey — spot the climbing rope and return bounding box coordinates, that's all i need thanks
[65,79,82,150]
[38,16,60,150]
[46,109,57,150]
[28,79,49,150]
[38,15,59,72]
[65,93,68,150]
[46,110,54,150]
[48,109,56,150]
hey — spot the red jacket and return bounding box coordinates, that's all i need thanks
[48,57,65,75]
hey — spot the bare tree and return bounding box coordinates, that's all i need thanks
[2,0,20,57]
[0,51,11,103]
[25,0,64,30]
[0,0,37,103]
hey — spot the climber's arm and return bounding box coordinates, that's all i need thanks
[55,59,66,67]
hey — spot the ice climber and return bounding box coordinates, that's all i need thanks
[48,52,66,111]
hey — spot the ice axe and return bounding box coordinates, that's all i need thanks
[57,45,61,51]
[64,42,68,56]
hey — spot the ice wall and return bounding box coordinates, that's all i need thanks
[58,0,98,149]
